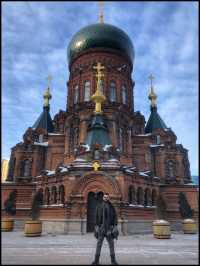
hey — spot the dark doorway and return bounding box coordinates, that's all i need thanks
[87,191,103,232]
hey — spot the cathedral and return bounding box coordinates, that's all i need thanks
[2,10,198,234]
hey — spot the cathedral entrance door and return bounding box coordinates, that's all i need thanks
[87,191,103,232]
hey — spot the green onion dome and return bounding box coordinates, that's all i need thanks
[67,23,134,66]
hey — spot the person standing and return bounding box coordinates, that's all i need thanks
[92,193,119,265]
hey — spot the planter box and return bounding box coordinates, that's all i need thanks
[24,220,42,237]
[183,219,197,234]
[1,218,14,232]
[153,220,171,239]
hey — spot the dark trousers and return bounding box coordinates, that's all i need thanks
[95,234,115,257]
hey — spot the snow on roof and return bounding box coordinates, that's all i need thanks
[73,158,87,162]
[125,169,134,174]
[149,144,165,147]
[48,133,64,135]
[34,142,48,146]
[80,144,90,151]
[46,170,55,175]
[139,172,149,177]
[103,144,112,151]
[137,133,152,136]
[60,167,69,173]
[108,158,119,162]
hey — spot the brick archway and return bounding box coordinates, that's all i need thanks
[71,173,122,199]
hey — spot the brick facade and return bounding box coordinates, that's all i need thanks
[2,40,198,234]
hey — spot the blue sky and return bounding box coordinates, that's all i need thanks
[2,1,198,175]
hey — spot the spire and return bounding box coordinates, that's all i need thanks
[32,75,54,133]
[43,75,52,108]
[98,1,104,23]
[148,74,157,109]
[91,62,106,114]
[145,74,168,133]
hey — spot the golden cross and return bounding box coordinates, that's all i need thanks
[98,1,104,23]
[93,62,105,84]
[148,74,154,88]
[93,161,101,171]
[47,74,53,88]
[93,62,105,73]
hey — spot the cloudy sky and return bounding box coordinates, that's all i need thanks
[2,1,198,175]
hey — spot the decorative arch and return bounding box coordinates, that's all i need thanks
[71,173,122,199]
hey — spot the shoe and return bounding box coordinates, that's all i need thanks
[111,254,118,265]
[91,254,100,265]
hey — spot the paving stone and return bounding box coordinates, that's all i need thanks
[1,232,198,265]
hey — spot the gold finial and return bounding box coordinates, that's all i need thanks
[149,74,154,88]
[43,75,52,107]
[148,74,157,107]
[92,161,101,171]
[98,1,104,23]
[91,62,106,114]
[47,74,52,88]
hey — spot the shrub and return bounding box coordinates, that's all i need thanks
[30,190,43,220]
[178,192,194,219]
[155,194,167,220]
[4,190,17,216]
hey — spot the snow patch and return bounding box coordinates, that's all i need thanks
[137,133,152,136]
[103,144,112,151]
[34,141,48,146]
[139,172,149,177]
[46,170,55,175]
[48,133,64,135]
[150,144,165,147]
[80,144,90,151]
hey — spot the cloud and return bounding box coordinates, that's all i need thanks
[2,2,198,175]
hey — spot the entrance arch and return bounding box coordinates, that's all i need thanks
[87,191,103,232]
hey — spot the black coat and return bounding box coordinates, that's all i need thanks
[95,201,118,228]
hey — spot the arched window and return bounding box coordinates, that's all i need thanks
[20,159,32,177]
[109,81,116,102]
[144,188,151,206]
[128,186,136,204]
[74,85,79,104]
[59,185,65,204]
[39,134,43,143]
[156,135,160,144]
[51,187,57,204]
[137,187,144,205]
[44,187,50,205]
[84,81,90,101]
[166,160,176,179]
[152,189,157,206]
[122,85,127,104]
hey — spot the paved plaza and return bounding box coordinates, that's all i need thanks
[1,231,199,265]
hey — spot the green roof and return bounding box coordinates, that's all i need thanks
[145,106,168,133]
[32,106,54,133]
[67,23,134,65]
[85,114,111,147]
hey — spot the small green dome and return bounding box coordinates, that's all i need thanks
[67,23,134,65]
